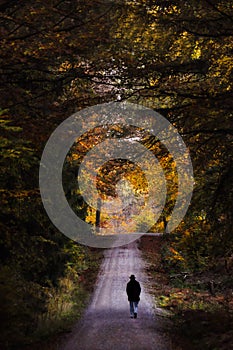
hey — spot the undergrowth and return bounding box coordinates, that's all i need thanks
[140,235,233,350]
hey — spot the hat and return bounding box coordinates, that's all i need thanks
[129,275,135,280]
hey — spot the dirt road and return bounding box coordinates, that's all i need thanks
[60,240,171,350]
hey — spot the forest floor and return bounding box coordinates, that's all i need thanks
[58,240,172,350]
[139,235,233,350]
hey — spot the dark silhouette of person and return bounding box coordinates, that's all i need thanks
[126,275,141,318]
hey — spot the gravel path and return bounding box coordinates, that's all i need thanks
[59,240,171,350]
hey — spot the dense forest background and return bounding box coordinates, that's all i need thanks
[0,0,232,348]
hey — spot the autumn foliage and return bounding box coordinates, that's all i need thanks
[0,0,232,348]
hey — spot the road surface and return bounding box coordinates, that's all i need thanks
[59,240,171,350]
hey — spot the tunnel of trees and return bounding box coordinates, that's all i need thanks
[0,0,232,348]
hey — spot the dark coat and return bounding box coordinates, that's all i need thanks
[126,279,141,302]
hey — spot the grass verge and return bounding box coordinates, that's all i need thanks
[20,248,103,350]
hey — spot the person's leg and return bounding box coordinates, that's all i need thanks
[133,301,139,318]
[134,301,138,313]
[129,301,134,318]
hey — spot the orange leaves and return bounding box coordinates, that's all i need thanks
[168,246,185,262]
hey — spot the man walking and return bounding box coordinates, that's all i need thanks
[126,275,141,318]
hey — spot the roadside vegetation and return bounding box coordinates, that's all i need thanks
[140,235,233,350]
